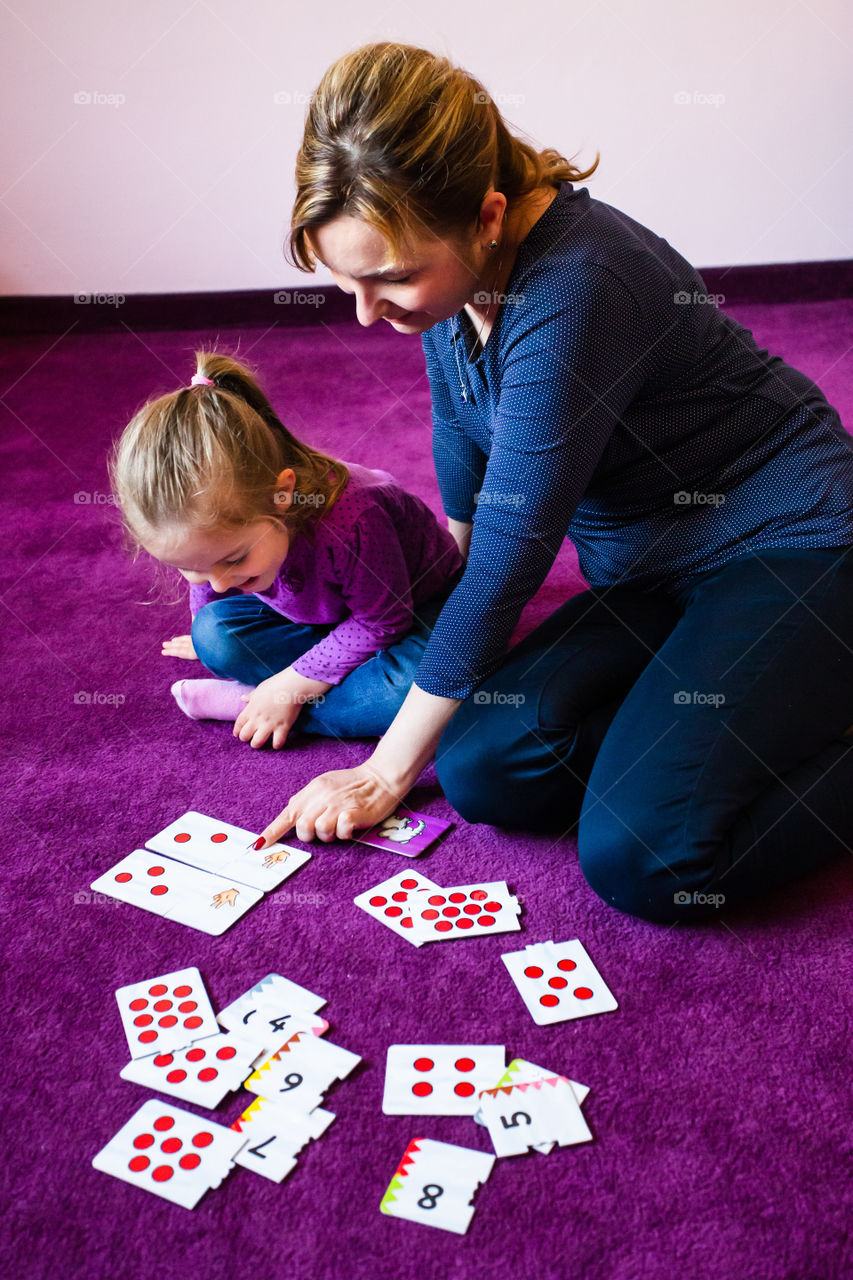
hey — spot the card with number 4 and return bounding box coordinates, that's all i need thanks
[383,1045,505,1116]
[501,939,617,1024]
[380,1138,495,1235]
[216,973,327,1050]
[145,810,311,892]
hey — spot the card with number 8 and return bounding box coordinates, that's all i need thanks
[380,1138,495,1235]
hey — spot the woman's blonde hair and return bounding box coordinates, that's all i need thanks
[288,41,599,269]
[110,351,349,547]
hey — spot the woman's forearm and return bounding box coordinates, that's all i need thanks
[369,683,462,794]
[447,517,473,560]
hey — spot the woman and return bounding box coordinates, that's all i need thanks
[257,41,853,923]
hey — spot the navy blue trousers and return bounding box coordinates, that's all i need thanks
[436,545,853,923]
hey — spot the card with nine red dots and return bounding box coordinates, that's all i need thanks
[115,966,219,1060]
[501,940,618,1025]
[409,881,521,941]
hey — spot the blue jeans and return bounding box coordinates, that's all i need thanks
[435,545,853,923]
[191,591,451,738]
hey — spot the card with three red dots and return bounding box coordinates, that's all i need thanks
[501,940,618,1025]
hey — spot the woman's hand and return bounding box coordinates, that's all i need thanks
[257,761,403,845]
[234,668,331,750]
[162,634,197,660]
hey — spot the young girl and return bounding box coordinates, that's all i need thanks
[111,351,464,749]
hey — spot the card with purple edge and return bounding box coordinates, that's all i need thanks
[352,809,452,858]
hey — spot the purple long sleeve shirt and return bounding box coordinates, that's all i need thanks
[189,462,463,684]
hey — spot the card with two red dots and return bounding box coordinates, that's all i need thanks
[501,940,618,1025]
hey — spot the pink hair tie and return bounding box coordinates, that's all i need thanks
[191,373,215,387]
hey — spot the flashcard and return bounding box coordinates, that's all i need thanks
[478,1075,593,1157]
[380,1138,495,1235]
[115,967,219,1060]
[120,1030,258,1108]
[231,1096,335,1183]
[473,1059,590,1154]
[145,810,311,892]
[216,973,327,1048]
[353,809,451,857]
[383,1045,506,1116]
[353,870,441,946]
[244,1029,360,1110]
[90,850,263,935]
[92,1099,246,1209]
[501,939,617,1025]
[410,882,521,941]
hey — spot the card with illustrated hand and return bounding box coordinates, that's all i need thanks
[501,939,617,1025]
[120,1030,258,1108]
[353,870,441,946]
[90,850,263,935]
[353,809,452,858]
[145,810,311,892]
[382,1045,506,1116]
[477,1075,593,1157]
[115,966,219,1060]
[92,1099,246,1209]
[231,1097,335,1183]
[380,1138,495,1235]
[410,881,522,941]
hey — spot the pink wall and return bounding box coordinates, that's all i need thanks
[1,0,851,296]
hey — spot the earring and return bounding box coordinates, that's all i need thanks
[488,240,499,250]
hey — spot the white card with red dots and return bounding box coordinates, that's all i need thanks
[410,881,521,941]
[380,1138,495,1235]
[477,1075,593,1157]
[92,1099,246,1209]
[245,1028,361,1111]
[501,940,618,1025]
[383,1045,506,1116]
[120,1030,258,1107]
[353,870,440,946]
[115,967,219,1060]
[90,850,263,935]
[353,808,451,857]
[231,1097,335,1183]
[145,810,311,892]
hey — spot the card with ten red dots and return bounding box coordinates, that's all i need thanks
[501,940,618,1025]
[353,870,441,946]
[383,1044,506,1115]
[92,1099,247,1208]
[409,881,521,941]
[115,966,219,1060]
[120,1029,258,1107]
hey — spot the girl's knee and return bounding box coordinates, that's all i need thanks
[190,601,242,675]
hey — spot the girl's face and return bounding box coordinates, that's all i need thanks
[310,216,483,331]
[145,518,291,595]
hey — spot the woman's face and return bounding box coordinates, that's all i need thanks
[310,215,483,331]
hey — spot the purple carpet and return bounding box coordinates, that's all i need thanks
[3,294,852,1280]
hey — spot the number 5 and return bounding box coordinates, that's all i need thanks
[500,1111,532,1129]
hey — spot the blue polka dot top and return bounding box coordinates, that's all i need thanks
[414,180,853,700]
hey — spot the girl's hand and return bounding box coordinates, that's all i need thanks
[162,634,198,660]
[234,669,331,750]
[256,762,402,846]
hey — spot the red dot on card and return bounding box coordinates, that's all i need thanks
[149,984,167,996]
[480,916,496,927]
[147,867,165,878]
[427,895,445,906]
[133,1133,154,1149]
[454,1082,475,1097]
[153,999,172,1012]
[115,872,132,883]
[133,1014,153,1027]
[401,879,418,890]
[413,1058,434,1072]
[152,1166,173,1183]
[192,1132,213,1148]
[524,966,544,979]
[211,833,227,843]
[401,918,413,929]
[217,1047,236,1061]
[463,903,481,915]
[186,1048,205,1062]
[456,918,474,929]
[448,892,466,903]
[557,958,577,972]
[422,909,439,920]
[540,994,560,1007]
[180,1154,201,1170]
[184,1016,203,1030]
[198,1068,217,1082]
[159,1015,178,1028]
[161,1137,182,1154]
[173,985,193,998]
[153,1116,174,1132]
[174,833,191,843]
[455,1058,475,1072]
[166,1070,187,1083]
[369,896,386,907]
[412,1082,433,1097]
[128,1156,149,1173]
[384,907,403,918]
[549,977,568,989]
[154,1054,172,1068]
[484,901,502,913]
[442,906,460,918]
[470,889,488,900]
[435,921,453,932]
[138,1031,157,1044]
[574,987,594,1000]
[151,886,168,897]
[178,1001,197,1013]
[391,892,408,903]
[129,998,147,1011]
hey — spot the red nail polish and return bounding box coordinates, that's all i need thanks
[252,837,265,850]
